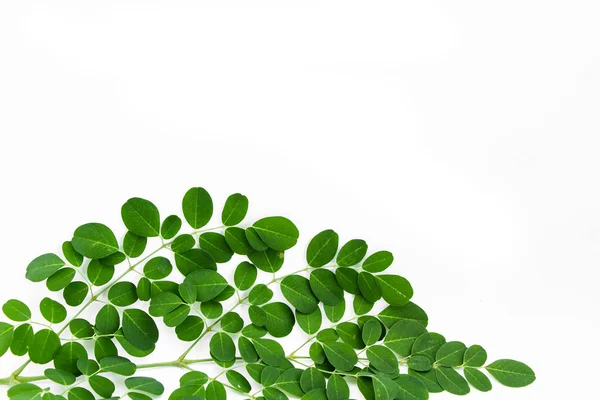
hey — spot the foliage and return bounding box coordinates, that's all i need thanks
[0,187,535,399]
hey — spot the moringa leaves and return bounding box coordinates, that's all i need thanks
[182,187,213,229]
[485,359,536,387]
[306,229,339,268]
[121,197,160,237]
[252,217,299,251]
[222,193,249,226]
[72,223,119,259]
[26,253,65,282]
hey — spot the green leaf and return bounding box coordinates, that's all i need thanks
[169,385,205,400]
[184,269,227,302]
[53,342,87,375]
[63,282,88,307]
[3,299,31,322]
[209,332,236,362]
[108,282,138,307]
[174,249,217,275]
[149,292,183,317]
[377,274,413,306]
[435,366,470,395]
[46,268,76,292]
[485,359,536,387]
[72,223,119,259]
[262,302,295,338]
[227,369,251,393]
[378,302,428,329]
[300,367,326,392]
[464,368,492,392]
[123,231,147,258]
[407,355,433,372]
[99,251,126,266]
[86,259,114,286]
[95,304,120,334]
[263,387,287,400]
[26,253,65,282]
[408,369,443,393]
[150,280,179,298]
[357,272,381,303]
[309,342,325,364]
[178,281,197,304]
[336,322,364,349]
[301,388,327,400]
[316,328,339,343]
[463,345,487,367]
[182,187,213,229]
[163,304,191,327]
[296,307,322,334]
[69,319,94,339]
[261,365,280,386]
[373,376,399,400]
[384,320,427,357]
[252,216,299,251]
[199,232,234,263]
[276,368,304,397]
[238,336,259,363]
[7,383,43,399]
[393,374,429,400]
[336,239,368,267]
[29,329,60,364]
[354,293,375,315]
[221,312,244,333]
[100,355,137,375]
[280,275,319,313]
[136,278,151,302]
[68,387,95,400]
[322,342,357,371]
[252,338,286,367]
[367,345,398,374]
[310,269,344,306]
[246,227,268,251]
[234,261,257,290]
[248,284,274,305]
[362,319,383,346]
[170,234,196,253]
[180,370,208,386]
[89,375,115,398]
[327,374,349,400]
[94,337,117,361]
[224,227,253,255]
[248,248,285,273]
[214,285,235,301]
[121,197,160,237]
[357,316,386,341]
[77,359,100,376]
[335,267,360,294]
[122,309,159,350]
[143,256,173,280]
[10,323,33,356]
[62,241,83,267]
[362,250,394,273]
[324,301,346,323]
[222,193,249,226]
[175,316,204,342]
[161,215,182,240]
[44,368,76,385]
[205,381,226,400]
[306,229,339,268]
[40,297,66,324]
[436,341,467,367]
[0,322,14,357]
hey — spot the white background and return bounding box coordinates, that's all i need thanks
[1,1,599,399]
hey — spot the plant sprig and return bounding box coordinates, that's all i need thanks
[0,187,535,399]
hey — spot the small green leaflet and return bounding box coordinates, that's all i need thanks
[306,229,339,268]
[280,275,319,313]
[3,299,31,322]
[252,216,299,251]
[26,253,65,282]
[336,239,368,267]
[71,223,119,259]
[486,359,536,387]
[384,320,427,357]
[182,187,213,229]
[362,250,394,273]
[122,309,159,351]
[377,274,413,306]
[435,341,467,367]
[40,297,67,324]
[465,368,492,392]
[463,344,487,367]
[222,193,249,226]
[0,322,14,357]
[435,366,470,395]
[121,197,161,237]
[322,342,357,371]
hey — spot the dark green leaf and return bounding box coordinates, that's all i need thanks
[276,368,304,397]
[174,249,216,275]
[306,229,339,268]
[175,316,204,342]
[327,374,349,400]
[44,368,76,385]
[336,322,364,349]
[199,232,233,263]
[248,249,285,273]
[300,367,325,392]
[121,197,160,237]
[310,269,344,306]
[123,232,147,258]
[411,332,446,359]
[180,370,208,386]
[322,342,357,371]
[100,355,136,375]
[296,307,322,335]
[206,381,226,400]
[335,267,360,294]
[182,187,213,229]
[367,345,398,374]
[253,217,299,251]
[362,319,382,346]
[384,320,426,357]
[353,294,374,315]
[40,297,66,324]
[53,342,87,375]
[214,285,235,302]
[89,374,115,397]
[163,304,191,327]
[435,366,470,395]
[149,292,183,317]
[169,385,205,400]
[261,365,280,386]
[62,241,83,267]
[68,387,95,400]
[262,302,295,338]
[485,359,536,388]
[378,302,428,329]
[316,328,339,343]
[182,269,226,302]
[227,369,251,393]
[0,322,14,357]
[108,282,138,307]
[143,256,173,280]
[463,345,487,367]
[77,359,100,376]
[29,329,60,364]
[246,227,268,251]
[221,312,244,333]
[26,253,65,282]
[373,376,398,400]
[69,319,94,339]
[238,336,259,363]
[362,251,394,273]
[464,368,492,392]
[407,355,433,372]
[99,251,126,266]
[357,272,381,303]
[222,193,249,226]
[46,268,76,292]
[122,309,158,351]
[94,337,117,361]
[393,374,429,400]
[248,284,273,305]
[377,275,413,306]
[95,304,120,334]
[150,280,179,298]
[301,388,327,400]
[225,227,253,255]
[87,259,114,286]
[3,299,31,322]
[336,239,368,267]
[7,383,42,399]
[136,277,151,301]
[170,234,196,253]
[10,323,33,356]
[178,281,197,304]
[280,275,319,313]
[114,328,155,357]
[72,223,119,259]
[234,261,257,291]
[310,342,325,364]
[161,215,182,240]
[436,341,467,367]
[210,332,236,362]
[408,369,443,393]
[252,338,286,367]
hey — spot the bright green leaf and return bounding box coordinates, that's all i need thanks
[222,193,249,226]
[336,239,368,267]
[252,216,299,251]
[182,187,213,229]
[26,253,65,282]
[72,223,119,259]
[306,229,339,268]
